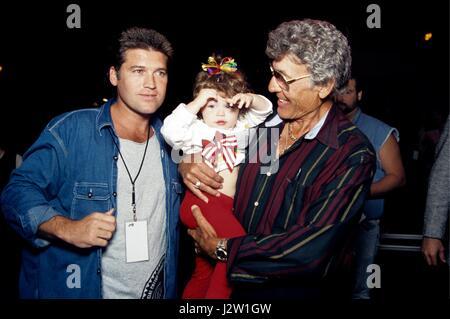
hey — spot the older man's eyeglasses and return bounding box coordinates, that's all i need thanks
[269,65,311,91]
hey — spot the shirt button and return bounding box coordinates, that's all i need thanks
[254,201,259,207]
[97,268,101,274]
[113,155,118,161]
[88,192,93,198]
[113,192,117,197]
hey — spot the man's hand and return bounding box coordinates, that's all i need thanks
[422,237,446,266]
[179,153,223,203]
[39,209,116,248]
[187,205,221,258]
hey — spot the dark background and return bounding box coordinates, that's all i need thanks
[0,0,448,300]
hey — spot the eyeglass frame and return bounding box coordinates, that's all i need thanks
[269,64,312,91]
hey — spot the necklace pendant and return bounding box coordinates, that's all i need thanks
[288,122,298,141]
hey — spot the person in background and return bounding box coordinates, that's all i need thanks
[336,76,406,299]
[422,115,449,268]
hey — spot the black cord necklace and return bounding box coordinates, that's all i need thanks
[108,124,151,222]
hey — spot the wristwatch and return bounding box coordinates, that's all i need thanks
[214,239,228,261]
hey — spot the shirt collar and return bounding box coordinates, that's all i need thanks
[304,108,330,140]
[266,104,341,149]
[95,99,163,137]
[96,99,162,137]
[313,104,340,149]
[96,99,115,135]
[265,114,283,127]
[351,107,362,124]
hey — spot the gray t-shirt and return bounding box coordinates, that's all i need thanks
[102,133,167,299]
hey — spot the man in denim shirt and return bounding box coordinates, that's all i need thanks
[337,77,406,299]
[1,28,181,298]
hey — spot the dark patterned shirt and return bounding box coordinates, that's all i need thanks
[227,105,375,295]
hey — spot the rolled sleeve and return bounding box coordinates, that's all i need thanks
[24,205,62,247]
[1,127,66,248]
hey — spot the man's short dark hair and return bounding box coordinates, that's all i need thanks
[351,75,364,93]
[114,27,173,70]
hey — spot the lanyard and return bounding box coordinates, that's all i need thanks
[109,125,151,222]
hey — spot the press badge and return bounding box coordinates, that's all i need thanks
[125,221,149,263]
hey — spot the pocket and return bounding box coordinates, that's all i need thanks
[171,180,183,194]
[71,182,111,219]
[277,179,307,230]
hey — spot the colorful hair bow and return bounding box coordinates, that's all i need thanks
[201,56,238,76]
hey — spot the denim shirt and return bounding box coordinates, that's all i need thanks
[1,100,182,298]
[353,108,399,219]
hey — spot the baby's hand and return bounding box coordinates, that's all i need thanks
[186,89,220,114]
[226,93,254,109]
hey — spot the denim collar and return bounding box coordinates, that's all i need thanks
[352,107,362,124]
[95,99,163,137]
[96,99,115,136]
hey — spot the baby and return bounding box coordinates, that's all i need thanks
[161,55,272,298]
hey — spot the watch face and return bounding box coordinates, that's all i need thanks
[216,248,227,261]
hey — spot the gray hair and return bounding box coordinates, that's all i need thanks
[266,19,351,94]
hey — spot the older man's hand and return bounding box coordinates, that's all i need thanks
[178,153,223,203]
[187,205,221,258]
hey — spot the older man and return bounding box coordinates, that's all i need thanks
[180,19,375,298]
